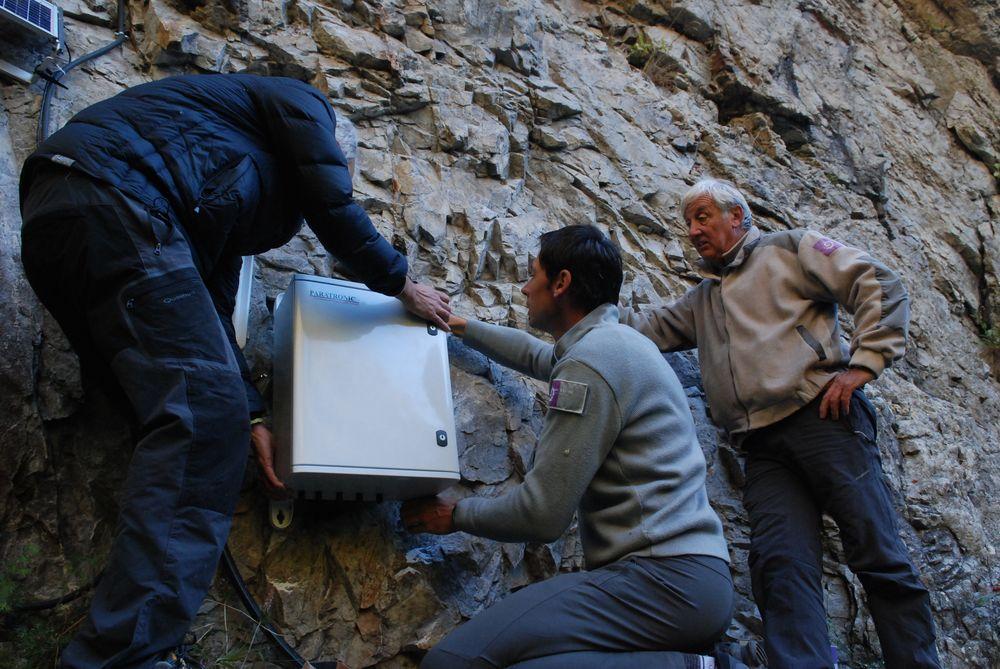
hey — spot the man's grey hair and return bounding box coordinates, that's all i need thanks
[680,178,753,230]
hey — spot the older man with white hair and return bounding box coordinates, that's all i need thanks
[622,178,940,669]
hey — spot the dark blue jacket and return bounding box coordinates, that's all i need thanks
[21,74,408,413]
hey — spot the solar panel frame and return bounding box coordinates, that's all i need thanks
[0,0,59,39]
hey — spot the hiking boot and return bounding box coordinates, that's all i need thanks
[153,647,203,669]
[712,652,749,669]
[715,640,767,668]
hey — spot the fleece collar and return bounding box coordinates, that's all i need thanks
[696,226,762,279]
[554,304,619,360]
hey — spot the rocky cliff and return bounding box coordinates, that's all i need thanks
[1,0,997,666]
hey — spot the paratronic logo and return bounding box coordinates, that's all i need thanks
[309,289,360,305]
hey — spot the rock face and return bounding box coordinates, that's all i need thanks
[1,0,998,667]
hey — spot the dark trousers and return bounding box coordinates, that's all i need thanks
[20,167,250,668]
[743,391,940,669]
[422,554,734,669]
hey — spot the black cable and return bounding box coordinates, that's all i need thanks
[220,545,307,667]
[36,0,127,145]
[11,575,99,612]
[14,0,123,614]
[36,35,126,144]
[6,546,313,667]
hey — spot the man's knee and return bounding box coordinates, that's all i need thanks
[750,552,824,610]
[833,492,926,585]
[749,523,820,573]
[853,553,931,598]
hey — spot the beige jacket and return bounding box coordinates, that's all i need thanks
[622,226,909,436]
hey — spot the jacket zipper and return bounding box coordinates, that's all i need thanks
[717,275,752,431]
[147,198,174,256]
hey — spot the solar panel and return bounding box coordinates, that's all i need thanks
[0,0,59,39]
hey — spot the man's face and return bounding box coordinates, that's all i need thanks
[522,258,558,332]
[685,194,745,264]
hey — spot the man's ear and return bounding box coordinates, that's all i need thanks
[552,269,572,298]
[729,206,744,230]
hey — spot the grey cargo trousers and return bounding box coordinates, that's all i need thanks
[743,391,940,668]
[422,554,734,669]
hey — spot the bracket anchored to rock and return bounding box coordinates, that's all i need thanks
[269,498,294,529]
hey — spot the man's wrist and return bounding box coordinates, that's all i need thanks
[847,365,876,381]
[848,350,885,378]
[393,276,413,299]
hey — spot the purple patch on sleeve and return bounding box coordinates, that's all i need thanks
[548,380,562,408]
[813,237,843,256]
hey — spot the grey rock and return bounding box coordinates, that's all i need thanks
[530,81,583,122]
[314,14,406,71]
[621,201,665,235]
[531,125,567,150]
[627,1,715,44]
[405,27,435,54]
[141,2,231,71]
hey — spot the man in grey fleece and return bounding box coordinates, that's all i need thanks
[622,178,939,669]
[402,225,743,669]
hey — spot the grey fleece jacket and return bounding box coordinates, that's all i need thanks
[453,304,729,570]
[623,226,909,436]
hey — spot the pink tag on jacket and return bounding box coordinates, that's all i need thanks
[813,237,844,256]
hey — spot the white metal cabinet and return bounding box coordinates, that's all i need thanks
[272,274,460,502]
